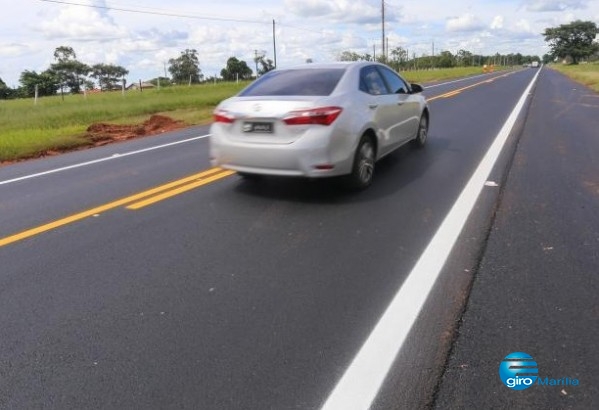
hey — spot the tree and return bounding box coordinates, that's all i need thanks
[338,51,364,62]
[90,63,129,90]
[53,46,76,63]
[49,46,90,94]
[18,70,59,97]
[543,20,599,64]
[437,51,456,68]
[254,55,275,76]
[168,49,203,84]
[388,46,408,71]
[220,57,253,81]
[456,49,473,67]
[0,77,10,99]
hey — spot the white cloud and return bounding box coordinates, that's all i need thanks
[515,19,533,33]
[491,15,504,29]
[524,0,588,12]
[38,0,127,41]
[284,0,393,25]
[284,0,334,16]
[446,13,486,32]
[0,43,31,58]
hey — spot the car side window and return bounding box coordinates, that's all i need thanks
[360,66,390,95]
[377,66,409,94]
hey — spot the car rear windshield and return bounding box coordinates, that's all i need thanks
[239,68,345,97]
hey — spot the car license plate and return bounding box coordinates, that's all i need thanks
[243,121,273,133]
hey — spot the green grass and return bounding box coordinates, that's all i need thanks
[0,82,249,162]
[548,62,599,92]
[0,66,505,163]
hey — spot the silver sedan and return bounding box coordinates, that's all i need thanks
[209,61,429,189]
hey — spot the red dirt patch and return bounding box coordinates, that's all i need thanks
[85,114,185,146]
[0,115,186,166]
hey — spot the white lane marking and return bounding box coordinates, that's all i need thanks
[0,134,210,186]
[424,72,495,89]
[321,70,541,410]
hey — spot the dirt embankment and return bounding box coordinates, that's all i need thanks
[3,115,186,165]
[85,114,185,146]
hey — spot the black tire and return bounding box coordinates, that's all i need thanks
[411,113,428,148]
[345,135,376,190]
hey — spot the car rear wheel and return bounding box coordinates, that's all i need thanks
[411,113,428,148]
[237,172,262,180]
[346,135,375,190]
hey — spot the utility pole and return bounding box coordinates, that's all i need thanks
[386,37,389,61]
[273,19,277,69]
[381,0,385,60]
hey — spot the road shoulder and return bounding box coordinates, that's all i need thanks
[434,68,599,408]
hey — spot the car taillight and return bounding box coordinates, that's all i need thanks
[213,109,235,124]
[283,106,343,126]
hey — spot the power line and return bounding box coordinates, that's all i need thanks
[38,0,269,25]
[38,0,364,38]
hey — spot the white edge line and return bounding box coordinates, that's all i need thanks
[321,69,542,410]
[0,134,210,186]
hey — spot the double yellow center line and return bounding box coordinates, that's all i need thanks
[0,167,234,248]
[428,71,515,101]
[126,168,235,210]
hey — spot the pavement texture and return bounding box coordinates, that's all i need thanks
[433,69,599,409]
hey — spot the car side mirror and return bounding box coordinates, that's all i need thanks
[410,83,424,94]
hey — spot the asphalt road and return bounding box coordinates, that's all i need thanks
[0,68,596,409]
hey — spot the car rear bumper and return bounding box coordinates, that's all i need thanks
[209,127,356,178]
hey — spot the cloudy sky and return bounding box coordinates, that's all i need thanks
[1,0,598,87]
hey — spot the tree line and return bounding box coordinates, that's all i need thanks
[2,46,130,99]
[338,48,543,70]
[341,20,597,69]
[0,46,276,100]
[163,49,273,84]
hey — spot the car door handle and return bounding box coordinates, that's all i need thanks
[397,101,405,106]
[369,104,378,109]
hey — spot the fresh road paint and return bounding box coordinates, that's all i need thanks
[427,71,517,102]
[125,169,235,210]
[320,69,542,410]
[0,134,210,186]
[0,167,232,247]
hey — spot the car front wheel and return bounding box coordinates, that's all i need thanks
[411,113,428,148]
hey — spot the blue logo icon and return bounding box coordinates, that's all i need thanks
[499,352,538,390]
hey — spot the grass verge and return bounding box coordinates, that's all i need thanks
[548,62,599,92]
[0,82,248,162]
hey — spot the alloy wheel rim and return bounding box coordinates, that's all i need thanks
[419,118,428,144]
[358,143,375,183]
